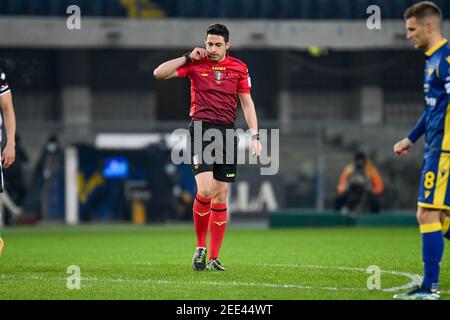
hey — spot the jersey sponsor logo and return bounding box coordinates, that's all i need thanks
[425,96,437,107]
[445,82,450,94]
[212,66,226,71]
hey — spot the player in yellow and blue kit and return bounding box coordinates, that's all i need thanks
[394,1,450,300]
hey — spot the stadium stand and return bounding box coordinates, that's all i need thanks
[0,0,448,19]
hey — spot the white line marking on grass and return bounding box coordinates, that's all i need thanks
[53,276,368,292]
[0,264,432,294]
[257,264,423,292]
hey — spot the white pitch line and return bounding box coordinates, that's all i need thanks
[1,274,369,292]
[0,263,431,294]
[80,277,367,292]
[257,264,423,292]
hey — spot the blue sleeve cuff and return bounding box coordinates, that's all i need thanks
[407,131,420,144]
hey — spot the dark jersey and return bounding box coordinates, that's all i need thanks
[0,67,10,97]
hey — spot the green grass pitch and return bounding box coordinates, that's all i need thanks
[0,225,448,300]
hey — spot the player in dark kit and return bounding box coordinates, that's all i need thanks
[393,2,450,300]
[0,66,18,255]
[154,24,262,271]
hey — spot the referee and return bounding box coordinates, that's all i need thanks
[0,65,17,254]
[0,66,17,190]
[154,24,262,271]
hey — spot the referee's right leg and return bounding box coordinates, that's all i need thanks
[191,171,214,271]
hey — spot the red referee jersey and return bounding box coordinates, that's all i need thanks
[176,54,251,124]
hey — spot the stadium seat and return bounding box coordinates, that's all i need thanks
[391,0,410,19]
[153,0,177,16]
[335,0,353,19]
[198,0,219,18]
[217,0,242,18]
[315,0,335,19]
[175,0,203,17]
[104,0,126,17]
[259,0,277,19]
[0,0,9,15]
[278,0,300,19]
[0,0,446,19]
[240,0,259,19]
[47,0,83,16]
[47,0,65,15]
[6,0,29,15]
[363,0,393,19]
[81,0,104,16]
[65,0,83,12]
[297,0,315,19]
[28,0,49,15]
[351,0,373,19]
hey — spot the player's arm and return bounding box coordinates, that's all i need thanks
[238,93,262,157]
[337,166,350,194]
[393,112,425,157]
[153,47,208,80]
[0,91,16,168]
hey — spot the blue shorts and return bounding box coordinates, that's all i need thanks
[418,152,450,211]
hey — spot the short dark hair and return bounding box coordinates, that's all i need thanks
[206,24,229,43]
[404,1,442,21]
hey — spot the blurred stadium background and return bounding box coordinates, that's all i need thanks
[0,0,446,228]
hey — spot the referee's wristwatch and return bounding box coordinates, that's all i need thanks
[251,133,260,141]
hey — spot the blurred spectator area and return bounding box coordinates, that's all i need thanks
[0,0,448,19]
[0,47,426,211]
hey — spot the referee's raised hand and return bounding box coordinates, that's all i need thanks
[189,47,208,61]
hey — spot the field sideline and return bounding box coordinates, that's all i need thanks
[0,225,448,300]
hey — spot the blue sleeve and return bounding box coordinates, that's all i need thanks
[438,55,450,102]
[407,112,426,143]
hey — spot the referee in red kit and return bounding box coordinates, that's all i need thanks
[154,24,262,271]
